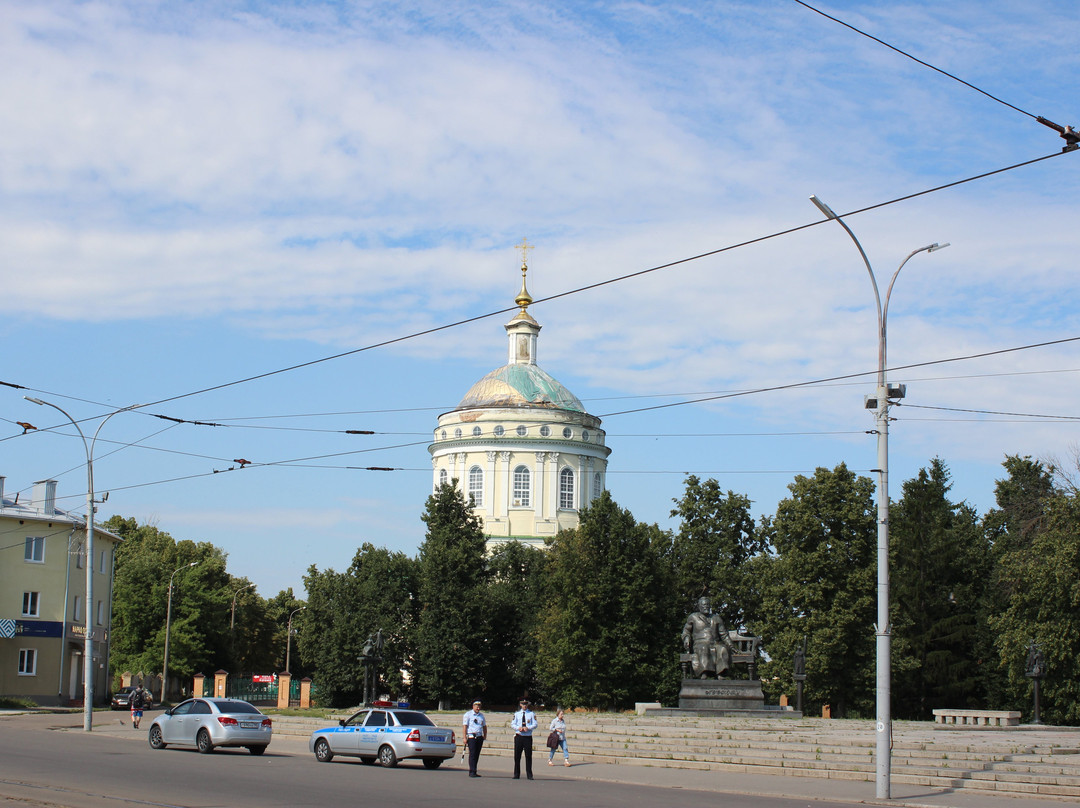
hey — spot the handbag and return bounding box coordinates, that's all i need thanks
[546,730,560,749]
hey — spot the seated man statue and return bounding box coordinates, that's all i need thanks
[682,597,733,679]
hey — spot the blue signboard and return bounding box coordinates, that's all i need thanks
[15,620,65,638]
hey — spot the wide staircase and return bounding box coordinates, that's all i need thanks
[272,711,1080,800]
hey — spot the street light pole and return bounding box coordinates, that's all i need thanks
[162,561,198,703]
[230,582,256,670]
[24,397,141,732]
[809,196,948,800]
[285,607,306,674]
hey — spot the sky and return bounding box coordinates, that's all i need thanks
[2,0,1079,600]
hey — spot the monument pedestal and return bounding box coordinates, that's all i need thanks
[678,678,765,711]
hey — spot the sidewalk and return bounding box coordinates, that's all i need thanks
[34,711,1076,808]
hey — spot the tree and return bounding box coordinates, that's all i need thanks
[755,464,876,718]
[301,544,417,707]
[485,541,549,705]
[536,491,676,709]
[670,476,764,631]
[413,482,490,709]
[890,459,988,719]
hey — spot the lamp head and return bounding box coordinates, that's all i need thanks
[809,194,839,220]
[24,396,46,406]
[927,242,950,252]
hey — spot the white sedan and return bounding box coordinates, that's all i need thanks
[148,697,272,755]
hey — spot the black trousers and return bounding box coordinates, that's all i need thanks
[513,734,533,778]
[467,736,484,774]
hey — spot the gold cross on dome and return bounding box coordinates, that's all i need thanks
[516,237,534,267]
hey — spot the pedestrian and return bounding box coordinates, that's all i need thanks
[462,700,487,777]
[511,698,538,780]
[547,708,571,766]
[130,685,147,729]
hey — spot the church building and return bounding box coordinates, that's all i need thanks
[429,254,611,550]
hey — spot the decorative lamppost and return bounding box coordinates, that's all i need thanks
[24,396,142,732]
[809,195,948,800]
[285,607,306,674]
[162,561,199,703]
[230,582,256,670]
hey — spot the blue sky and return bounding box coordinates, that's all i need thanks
[3,0,1079,599]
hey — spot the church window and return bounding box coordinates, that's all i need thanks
[512,466,531,507]
[494,425,505,437]
[440,430,447,440]
[593,472,602,500]
[516,424,527,437]
[438,469,448,489]
[581,430,590,442]
[468,466,484,507]
[559,467,575,510]
[454,428,462,439]
[472,426,482,437]
[562,427,573,439]
[539,425,551,437]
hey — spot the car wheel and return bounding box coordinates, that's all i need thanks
[360,756,376,765]
[314,738,334,763]
[422,758,442,770]
[148,725,166,750]
[378,744,398,767]
[196,729,214,754]
[248,745,267,756]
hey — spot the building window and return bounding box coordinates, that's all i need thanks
[97,600,104,626]
[540,425,551,437]
[559,468,575,510]
[438,469,448,489]
[516,424,527,437]
[454,428,462,439]
[493,425,505,437]
[24,536,45,563]
[562,427,573,439]
[73,595,82,621]
[512,466,531,507]
[440,430,447,440]
[594,472,602,500]
[22,591,40,617]
[100,550,107,573]
[468,466,484,507]
[581,429,590,442]
[76,545,85,568]
[472,426,482,437]
[18,648,37,676]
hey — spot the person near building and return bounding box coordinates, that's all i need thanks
[547,708,570,766]
[462,700,487,777]
[511,698,538,780]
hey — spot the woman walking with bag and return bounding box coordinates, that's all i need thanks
[547,708,571,766]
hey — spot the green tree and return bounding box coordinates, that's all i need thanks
[670,476,764,631]
[413,482,489,709]
[755,463,876,718]
[536,491,676,709]
[988,490,1080,725]
[301,543,418,707]
[485,541,549,704]
[890,459,988,719]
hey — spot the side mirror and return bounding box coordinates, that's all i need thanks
[338,719,345,726]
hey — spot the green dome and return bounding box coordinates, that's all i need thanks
[457,364,584,412]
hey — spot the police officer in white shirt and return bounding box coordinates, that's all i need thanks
[511,698,538,779]
[462,700,487,777]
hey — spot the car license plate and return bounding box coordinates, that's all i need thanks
[429,735,445,742]
[241,721,259,729]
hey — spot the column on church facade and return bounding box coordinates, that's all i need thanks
[500,451,511,516]
[547,451,560,516]
[534,452,547,520]
[485,452,496,518]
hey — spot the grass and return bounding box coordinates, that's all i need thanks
[0,697,38,709]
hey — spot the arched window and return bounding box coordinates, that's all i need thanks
[512,465,531,507]
[559,467,575,510]
[438,469,448,489]
[454,428,463,439]
[472,426,482,437]
[468,466,484,507]
[593,472,602,500]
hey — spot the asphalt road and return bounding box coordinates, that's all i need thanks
[0,711,859,808]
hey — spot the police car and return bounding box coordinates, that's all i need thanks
[309,707,456,768]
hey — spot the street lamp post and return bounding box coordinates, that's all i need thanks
[230,582,256,669]
[809,195,948,800]
[161,562,198,703]
[24,396,142,732]
[285,607,306,674]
